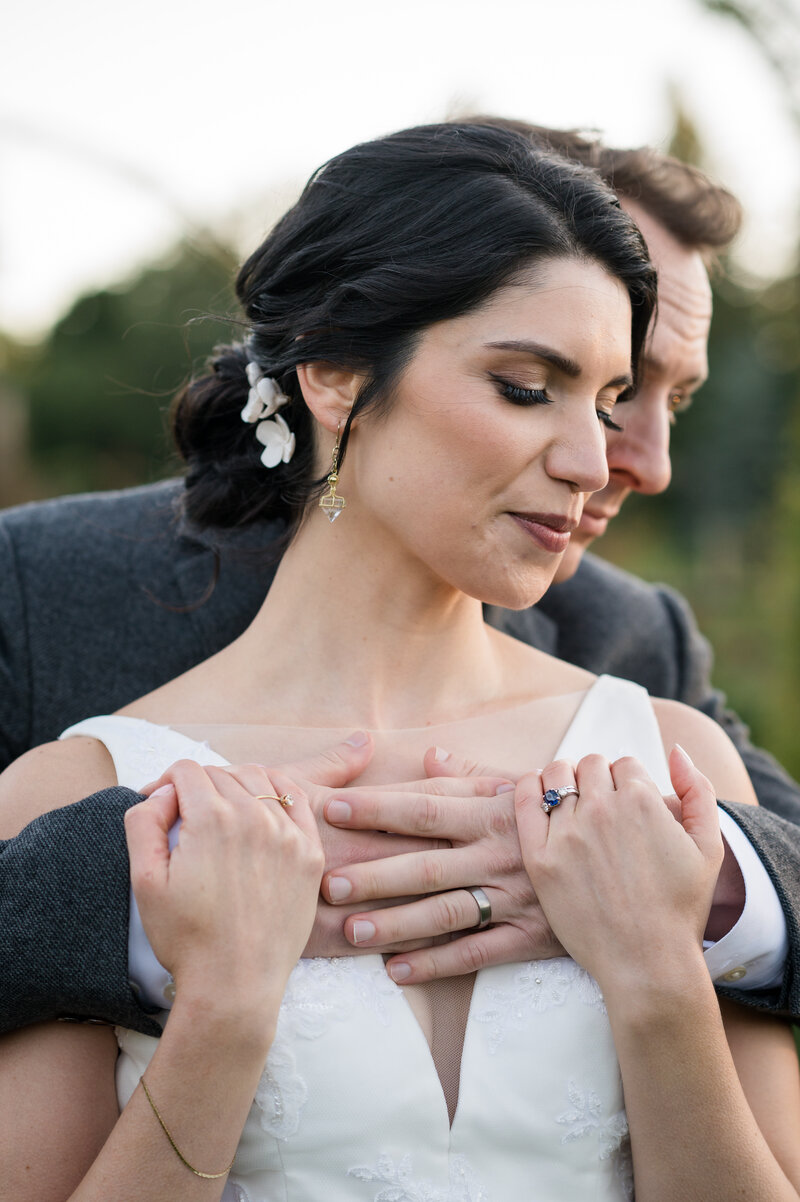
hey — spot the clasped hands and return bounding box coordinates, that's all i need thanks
[138,732,729,990]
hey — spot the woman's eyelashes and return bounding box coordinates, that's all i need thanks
[492,374,623,431]
[493,376,553,407]
[598,408,623,432]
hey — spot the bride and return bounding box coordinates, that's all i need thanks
[1,122,798,1202]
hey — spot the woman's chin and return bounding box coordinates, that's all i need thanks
[468,567,560,612]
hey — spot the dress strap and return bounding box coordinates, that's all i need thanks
[553,675,671,793]
[59,715,229,791]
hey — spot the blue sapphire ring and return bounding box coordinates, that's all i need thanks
[541,785,579,814]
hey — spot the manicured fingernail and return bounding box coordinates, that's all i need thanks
[326,800,352,824]
[495,783,515,794]
[327,876,352,901]
[434,746,450,762]
[389,962,411,982]
[674,743,695,767]
[351,920,376,944]
[346,730,369,747]
[151,785,174,796]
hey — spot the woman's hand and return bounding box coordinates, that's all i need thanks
[136,737,456,962]
[515,745,724,997]
[125,760,324,1012]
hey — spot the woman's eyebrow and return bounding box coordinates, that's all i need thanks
[485,339,582,378]
[486,339,633,390]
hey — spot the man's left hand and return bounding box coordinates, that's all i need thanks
[321,748,565,983]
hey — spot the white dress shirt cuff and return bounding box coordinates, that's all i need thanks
[703,807,788,990]
[128,821,178,1010]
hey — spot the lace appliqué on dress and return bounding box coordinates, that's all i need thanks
[347,1152,490,1202]
[110,719,216,790]
[254,1041,309,1142]
[556,1079,633,1200]
[222,1183,252,1202]
[254,957,400,1140]
[472,959,606,1054]
[279,956,399,1038]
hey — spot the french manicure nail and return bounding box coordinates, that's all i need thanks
[389,962,411,982]
[674,743,695,767]
[434,746,451,763]
[495,783,515,794]
[346,730,369,747]
[351,920,376,944]
[326,800,352,824]
[327,876,352,902]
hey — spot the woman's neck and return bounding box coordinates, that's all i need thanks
[216,508,516,730]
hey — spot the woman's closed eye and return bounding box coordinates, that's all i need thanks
[493,374,623,432]
[597,406,623,432]
[493,375,553,407]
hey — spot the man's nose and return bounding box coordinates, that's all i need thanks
[605,390,673,496]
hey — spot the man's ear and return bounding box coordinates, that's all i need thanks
[296,363,361,433]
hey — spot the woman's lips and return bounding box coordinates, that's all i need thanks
[510,512,575,554]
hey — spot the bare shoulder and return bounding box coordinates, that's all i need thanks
[0,737,118,838]
[651,697,757,806]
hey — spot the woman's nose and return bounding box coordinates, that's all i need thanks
[546,407,610,495]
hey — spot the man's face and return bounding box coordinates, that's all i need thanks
[554,199,713,582]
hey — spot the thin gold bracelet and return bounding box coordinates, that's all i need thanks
[140,1075,235,1180]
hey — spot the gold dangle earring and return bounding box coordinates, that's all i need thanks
[318,421,346,523]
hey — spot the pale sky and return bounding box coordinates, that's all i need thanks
[2,0,799,339]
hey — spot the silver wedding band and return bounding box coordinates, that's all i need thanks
[466,886,492,929]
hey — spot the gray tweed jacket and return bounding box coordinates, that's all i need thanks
[1,480,798,1036]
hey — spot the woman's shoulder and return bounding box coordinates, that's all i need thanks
[0,735,118,838]
[650,696,758,806]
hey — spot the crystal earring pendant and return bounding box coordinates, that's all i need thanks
[319,426,346,523]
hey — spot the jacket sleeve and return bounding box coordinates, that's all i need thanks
[656,583,800,824]
[0,787,163,1037]
[715,802,800,1020]
[0,519,31,770]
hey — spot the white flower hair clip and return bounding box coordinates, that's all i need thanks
[241,353,296,468]
[255,412,296,468]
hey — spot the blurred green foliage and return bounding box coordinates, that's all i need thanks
[2,239,238,498]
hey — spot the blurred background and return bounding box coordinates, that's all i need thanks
[1,0,799,786]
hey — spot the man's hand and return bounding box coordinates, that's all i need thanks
[320,746,565,982]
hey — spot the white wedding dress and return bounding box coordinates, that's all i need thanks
[61,675,674,1201]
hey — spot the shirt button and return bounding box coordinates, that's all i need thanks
[722,966,747,982]
[163,981,176,1003]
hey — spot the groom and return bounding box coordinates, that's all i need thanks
[1,122,799,1036]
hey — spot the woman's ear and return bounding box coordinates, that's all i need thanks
[296,363,361,434]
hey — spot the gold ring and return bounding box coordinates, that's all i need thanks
[255,793,294,808]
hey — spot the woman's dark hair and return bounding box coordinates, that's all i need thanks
[461,114,743,259]
[172,122,657,533]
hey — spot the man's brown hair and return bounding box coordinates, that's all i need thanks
[462,115,742,260]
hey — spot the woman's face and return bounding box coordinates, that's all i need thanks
[342,255,634,610]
